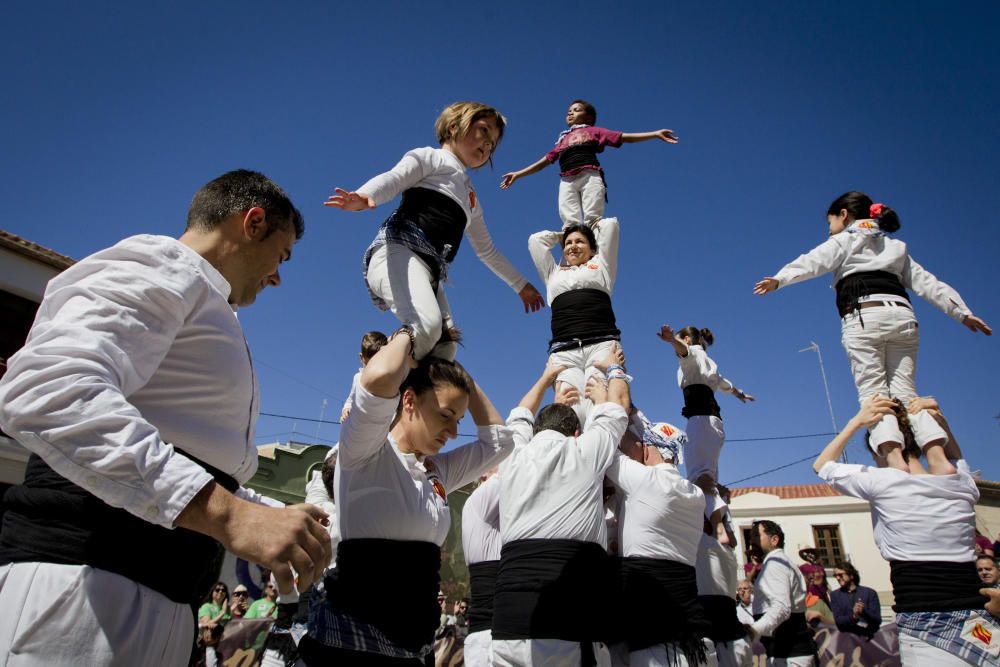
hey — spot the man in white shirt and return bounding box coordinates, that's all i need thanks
[736,579,756,626]
[0,170,332,667]
[747,520,817,667]
[492,351,631,667]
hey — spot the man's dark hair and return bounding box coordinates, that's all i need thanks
[360,331,389,363]
[835,560,861,585]
[187,169,304,240]
[534,404,580,436]
[753,519,785,548]
[321,450,338,498]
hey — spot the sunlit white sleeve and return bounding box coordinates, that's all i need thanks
[465,202,529,292]
[751,556,793,637]
[357,148,434,206]
[902,253,972,322]
[773,235,850,288]
[434,424,515,492]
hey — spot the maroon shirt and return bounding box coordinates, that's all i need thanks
[546,125,624,177]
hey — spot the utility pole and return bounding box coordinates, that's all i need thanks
[314,398,328,445]
[799,341,845,463]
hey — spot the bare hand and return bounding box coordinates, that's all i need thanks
[656,129,679,143]
[518,283,545,313]
[554,383,580,406]
[593,342,625,372]
[656,324,677,343]
[222,502,332,594]
[963,315,992,336]
[324,188,375,211]
[734,389,755,403]
[542,360,566,384]
[585,375,608,404]
[907,396,939,415]
[339,406,350,422]
[982,587,1000,617]
[854,395,895,427]
[753,277,779,295]
[852,600,865,618]
[500,172,518,189]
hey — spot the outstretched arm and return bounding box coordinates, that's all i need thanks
[621,129,678,144]
[465,205,544,314]
[754,235,849,296]
[812,396,895,472]
[324,188,376,211]
[500,156,550,189]
[518,360,565,414]
[656,324,689,358]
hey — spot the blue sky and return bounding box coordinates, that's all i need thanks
[2,2,997,486]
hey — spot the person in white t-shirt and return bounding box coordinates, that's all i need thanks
[755,190,991,474]
[813,396,997,667]
[325,101,543,361]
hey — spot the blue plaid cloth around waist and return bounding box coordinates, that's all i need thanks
[306,581,432,660]
[362,214,451,311]
[896,608,1000,666]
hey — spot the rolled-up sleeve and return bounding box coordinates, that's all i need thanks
[0,246,216,528]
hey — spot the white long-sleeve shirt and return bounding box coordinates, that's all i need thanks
[358,146,528,292]
[0,235,275,528]
[605,453,705,564]
[696,533,740,598]
[677,344,736,395]
[462,474,502,564]
[772,225,972,322]
[527,217,619,305]
[499,402,628,546]
[751,548,808,638]
[818,460,978,562]
[335,383,514,546]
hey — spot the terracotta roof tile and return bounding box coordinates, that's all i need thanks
[0,229,75,270]
[731,484,842,499]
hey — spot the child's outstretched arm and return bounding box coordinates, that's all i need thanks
[324,188,376,211]
[325,149,433,211]
[500,157,550,189]
[902,256,992,336]
[620,129,679,144]
[812,395,896,473]
[753,235,850,296]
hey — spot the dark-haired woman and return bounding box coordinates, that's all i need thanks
[754,191,991,474]
[657,324,753,547]
[198,581,231,667]
[298,331,514,666]
[528,217,619,424]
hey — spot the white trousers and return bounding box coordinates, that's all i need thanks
[766,656,815,667]
[714,638,753,667]
[549,340,617,427]
[462,628,491,667]
[0,562,193,667]
[897,631,971,666]
[366,243,456,360]
[492,638,612,666]
[840,303,946,452]
[685,415,727,518]
[558,171,606,229]
[630,639,719,667]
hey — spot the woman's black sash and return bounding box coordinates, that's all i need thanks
[889,560,986,613]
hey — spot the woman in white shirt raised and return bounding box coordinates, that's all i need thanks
[528,218,619,425]
[813,396,996,667]
[299,330,514,666]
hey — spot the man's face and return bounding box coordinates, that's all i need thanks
[264,582,277,600]
[231,214,296,307]
[753,524,778,555]
[978,559,999,586]
[737,582,753,604]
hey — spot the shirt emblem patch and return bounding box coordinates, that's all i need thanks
[961,614,1000,655]
[468,190,476,210]
[587,263,599,270]
[424,459,448,505]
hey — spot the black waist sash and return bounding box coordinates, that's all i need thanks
[682,384,721,419]
[0,452,238,605]
[492,538,610,644]
[324,538,441,653]
[558,144,602,174]
[549,289,620,346]
[889,560,986,613]
[391,187,466,264]
[699,595,747,643]
[467,560,499,634]
[835,270,910,317]
[758,612,816,658]
[621,557,709,662]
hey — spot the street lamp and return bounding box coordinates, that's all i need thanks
[799,341,845,463]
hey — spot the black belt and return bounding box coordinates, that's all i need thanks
[549,333,620,354]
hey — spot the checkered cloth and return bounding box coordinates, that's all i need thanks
[362,212,451,310]
[306,582,432,660]
[896,608,1000,665]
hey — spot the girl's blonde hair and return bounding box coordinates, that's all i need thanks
[434,101,506,148]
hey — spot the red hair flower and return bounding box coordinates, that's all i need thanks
[870,203,885,219]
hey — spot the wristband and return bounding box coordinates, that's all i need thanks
[391,325,417,359]
[605,364,633,385]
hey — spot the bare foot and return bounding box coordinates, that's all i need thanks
[924,442,957,475]
[880,444,909,473]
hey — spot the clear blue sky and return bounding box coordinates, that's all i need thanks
[2,2,997,486]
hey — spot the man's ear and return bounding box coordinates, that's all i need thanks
[243,207,267,241]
